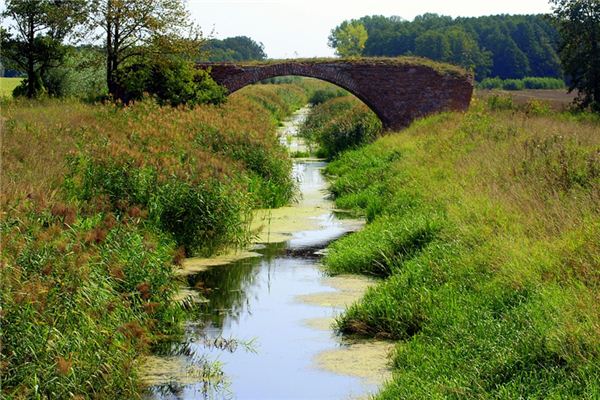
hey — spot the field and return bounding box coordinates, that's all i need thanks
[477,89,577,111]
[0,77,23,97]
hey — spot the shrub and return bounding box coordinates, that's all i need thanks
[300,96,382,158]
[478,77,566,91]
[115,59,227,106]
[502,79,525,91]
[487,94,515,111]
[523,77,565,90]
[309,88,347,105]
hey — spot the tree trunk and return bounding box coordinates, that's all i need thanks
[106,0,116,96]
[27,13,35,98]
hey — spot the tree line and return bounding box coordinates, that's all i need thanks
[329,1,600,112]
[329,13,563,81]
[0,0,267,103]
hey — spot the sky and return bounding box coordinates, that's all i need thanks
[187,0,554,59]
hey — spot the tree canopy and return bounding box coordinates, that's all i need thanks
[1,0,88,97]
[88,0,202,97]
[329,14,563,81]
[551,0,600,112]
[202,36,267,62]
[328,21,369,57]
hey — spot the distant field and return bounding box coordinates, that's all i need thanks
[477,89,577,110]
[0,78,23,98]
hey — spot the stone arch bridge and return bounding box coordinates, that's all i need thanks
[197,58,474,131]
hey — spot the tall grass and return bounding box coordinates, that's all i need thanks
[299,96,382,159]
[0,83,310,398]
[324,100,599,398]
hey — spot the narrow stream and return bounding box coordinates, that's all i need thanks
[142,107,392,400]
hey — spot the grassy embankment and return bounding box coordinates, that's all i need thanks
[318,95,599,398]
[0,83,312,398]
[299,92,382,159]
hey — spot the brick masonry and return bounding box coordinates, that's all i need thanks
[197,60,474,131]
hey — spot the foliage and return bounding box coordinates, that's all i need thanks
[328,21,369,57]
[330,14,563,80]
[88,0,201,96]
[42,46,107,99]
[114,58,226,106]
[202,36,267,62]
[1,0,88,98]
[0,83,307,397]
[299,96,382,159]
[550,0,600,112]
[308,87,347,105]
[479,76,566,90]
[324,101,600,397]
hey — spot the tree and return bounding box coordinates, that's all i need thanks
[88,0,202,97]
[203,36,266,62]
[328,21,368,57]
[1,0,88,97]
[550,0,600,112]
[415,31,451,61]
[329,14,563,80]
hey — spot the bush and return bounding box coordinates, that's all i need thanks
[300,96,382,159]
[115,59,227,106]
[479,77,504,90]
[309,88,347,105]
[478,77,566,91]
[502,79,525,91]
[43,48,107,100]
[523,77,566,90]
[487,94,515,111]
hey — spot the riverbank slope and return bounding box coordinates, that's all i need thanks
[323,98,599,398]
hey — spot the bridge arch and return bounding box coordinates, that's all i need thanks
[198,58,474,131]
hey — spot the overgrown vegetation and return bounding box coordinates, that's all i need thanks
[550,0,600,112]
[300,95,382,159]
[479,76,566,90]
[0,83,309,398]
[324,98,599,398]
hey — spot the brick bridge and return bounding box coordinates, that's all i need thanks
[197,58,474,131]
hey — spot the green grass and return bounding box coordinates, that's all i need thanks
[0,77,22,97]
[322,100,599,398]
[299,95,382,159]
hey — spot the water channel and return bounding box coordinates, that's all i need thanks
[142,107,392,400]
